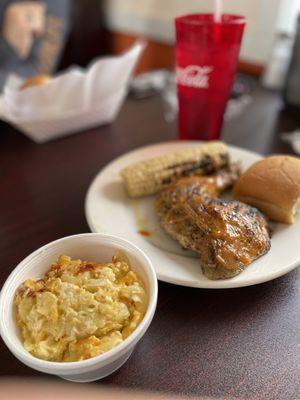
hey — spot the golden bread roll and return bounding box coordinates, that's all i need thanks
[232,155,300,224]
[20,74,51,90]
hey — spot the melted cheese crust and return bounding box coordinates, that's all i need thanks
[14,254,147,362]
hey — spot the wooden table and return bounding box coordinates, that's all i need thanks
[1,85,299,399]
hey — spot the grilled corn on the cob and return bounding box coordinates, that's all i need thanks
[121,141,229,197]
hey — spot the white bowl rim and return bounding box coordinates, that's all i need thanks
[0,233,158,373]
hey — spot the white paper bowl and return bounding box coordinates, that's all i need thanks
[0,233,158,382]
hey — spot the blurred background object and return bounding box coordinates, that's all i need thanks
[100,0,294,74]
[59,0,106,68]
[0,0,70,89]
[261,32,293,90]
[1,0,300,88]
[129,71,255,125]
[262,0,300,90]
[0,0,300,141]
[97,0,300,139]
[2,1,47,60]
[282,129,300,154]
[283,15,300,110]
[0,378,219,400]
[1,41,144,143]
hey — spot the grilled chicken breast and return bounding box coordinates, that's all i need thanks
[156,167,271,279]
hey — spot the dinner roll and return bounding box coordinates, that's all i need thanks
[20,74,51,90]
[232,155,300,224]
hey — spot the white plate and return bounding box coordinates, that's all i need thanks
[85,141,300,288]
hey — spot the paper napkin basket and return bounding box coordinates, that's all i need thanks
[0,41,145,143]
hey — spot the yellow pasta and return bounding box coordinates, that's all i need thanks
[14,254,147,362]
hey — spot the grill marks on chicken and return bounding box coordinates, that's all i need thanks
[156,167,271,279]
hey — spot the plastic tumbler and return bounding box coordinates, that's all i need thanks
[175,14,245,140]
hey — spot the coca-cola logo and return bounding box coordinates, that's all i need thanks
[176,65,214,89]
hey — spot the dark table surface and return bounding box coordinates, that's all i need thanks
[1,84,300,400]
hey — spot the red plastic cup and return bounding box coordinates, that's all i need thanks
[175,14,245,140]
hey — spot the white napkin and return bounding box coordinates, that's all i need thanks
[0,41,145,142]
[281,130,300,154]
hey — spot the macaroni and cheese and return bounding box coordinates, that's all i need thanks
[14,253,147,362]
